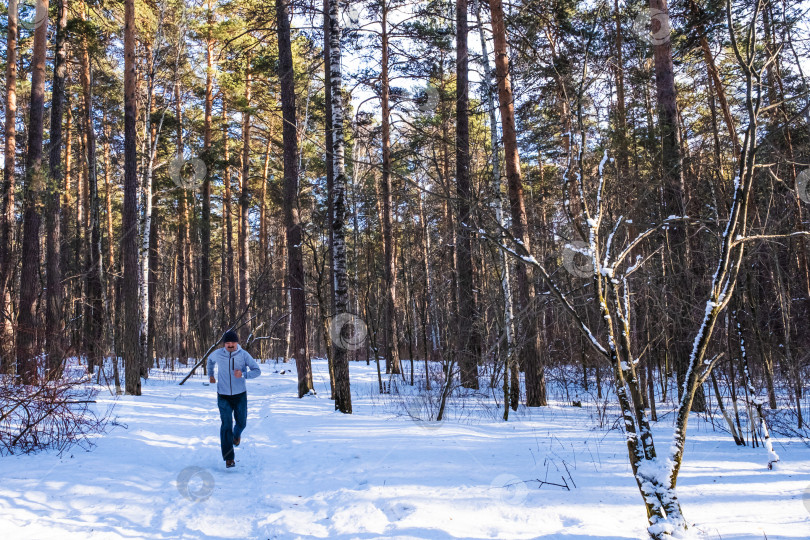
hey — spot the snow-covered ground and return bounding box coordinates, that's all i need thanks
[1,358,809,539]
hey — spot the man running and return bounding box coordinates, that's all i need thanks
[208,330,261,467]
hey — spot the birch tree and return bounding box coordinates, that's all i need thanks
[328,0,352,413]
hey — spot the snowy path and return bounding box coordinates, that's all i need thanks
[1,359,809,539]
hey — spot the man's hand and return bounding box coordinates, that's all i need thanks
[209,376,216,384]
[234,369,242,378]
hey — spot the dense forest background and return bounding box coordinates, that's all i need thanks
[1,0,809,533]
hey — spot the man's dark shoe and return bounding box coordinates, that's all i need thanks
[226,459,235,468]
[233,436,240,447]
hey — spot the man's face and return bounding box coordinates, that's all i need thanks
[224,341,238,352]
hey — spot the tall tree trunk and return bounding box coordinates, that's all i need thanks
[103,112,115,337]
[122,0,142,395]
[0,0,18,371]
[613,0,630,177]
[239,58,252,320]
[80,0,103,376]
[418,186,438,372]
[687,0,740,160]
[456,0,480,389]
[260,136,271,269]
[16,0,49,384]
[277,0,314,397]
[475,0,517,410]
[489,0,547,405]
[64,108,77,350]
[175,80,188,364]
[328,0,352,414]
[147,208,159,366]
[45,0,69,379]
[380,2,402,376]
[222,104,237,322]
[649,0,704,411]
[200,0,215,353]
[323,0,336,318]
[139,41,161,375]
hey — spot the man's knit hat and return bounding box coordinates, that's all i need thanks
[221,330,239,343]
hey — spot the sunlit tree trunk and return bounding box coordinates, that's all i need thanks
[239,58,252,320]
[0,0,18,371]
[102,111,115,344]
[222,104,237,322]
[475,0,517,411]
[489,0,547,405]
[260,136,271,269]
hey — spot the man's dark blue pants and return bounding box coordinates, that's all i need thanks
[217,391,247,461]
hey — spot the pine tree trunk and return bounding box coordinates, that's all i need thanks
[79,0,103,376]
[489,0,547,405]
[0,0,18,372]
[45,0,69,378]
[122,0,142,395]
[16,0,49,384]
[239,59,252,320]
[649,0,704,412]
[260,136,271,269]
[380,3,401,376]
[103,113,116,343]
[200,0,215,354]
[175,80,188,364]
[222,104,237,323]
[475,0,515,406]
[277,0,314,397]
[455,0,480,390]
[613,0,630,177]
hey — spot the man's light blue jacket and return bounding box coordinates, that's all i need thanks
[207,344,261,396]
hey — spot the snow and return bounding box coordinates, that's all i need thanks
[1,358,810,539]
[598,149,609,177]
